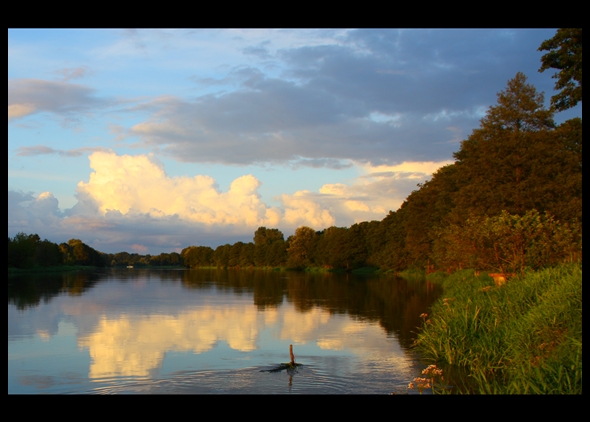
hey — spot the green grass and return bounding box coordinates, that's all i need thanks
[413,264,582,394]
[426,271,449,283]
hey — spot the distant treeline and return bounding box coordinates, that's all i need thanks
[8,73,582,274]
[7,233,184,270]
[8,234,108,269]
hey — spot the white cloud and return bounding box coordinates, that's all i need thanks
[8,153,452,252]
[278,160,454,227]
[75,151,284,228]
[279,191,336,228]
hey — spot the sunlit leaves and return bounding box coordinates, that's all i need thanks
[432,210,582,274]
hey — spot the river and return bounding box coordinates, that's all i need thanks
[8,268,442,394]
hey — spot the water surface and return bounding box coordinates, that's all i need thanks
[8,268,442,394]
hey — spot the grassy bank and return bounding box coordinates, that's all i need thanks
[413,264,582,394]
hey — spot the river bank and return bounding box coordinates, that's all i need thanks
[413,264,582,394]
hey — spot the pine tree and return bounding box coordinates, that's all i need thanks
[452,73,558,219]
[539,28,582,112]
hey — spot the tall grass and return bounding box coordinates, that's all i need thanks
[413,264,582,394]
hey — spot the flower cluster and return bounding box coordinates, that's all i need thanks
[422,364,443,378]
[408,364,444,394]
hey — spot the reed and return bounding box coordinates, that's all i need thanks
[413,264,582,394]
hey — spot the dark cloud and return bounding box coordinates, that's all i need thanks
[289,157,353,170]
[242,41,273,60]
[130,87,473,166]
[126,29,559,167]
[8,79,108,119]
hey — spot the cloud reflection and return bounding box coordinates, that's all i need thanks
[77,302,401,379]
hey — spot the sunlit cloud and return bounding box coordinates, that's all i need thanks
[130,244,148,253]
[8,103,36,120]
[358,160,454,177]
[280,160,455,226]
[76,151,283,228]
[8,153,452,252]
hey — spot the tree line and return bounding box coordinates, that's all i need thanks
[7,233,185,270]
[8,234,108,269]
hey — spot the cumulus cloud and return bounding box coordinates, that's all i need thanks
[8,190,63,233]
[75,151,283,228]
[73,152,450,231]
[279,160,454,227]
[8,151,452,252]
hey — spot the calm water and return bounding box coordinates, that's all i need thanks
[8,268,442,394]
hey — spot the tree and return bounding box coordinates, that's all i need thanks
[539,28,582,111]
[286,226,318,268]
[402,164,459,269]
[315,226,348,268]
[253,227,285,267]
[8,233,38,268]
[181,246,214,268]
[213,244,231,268]
[35,239,63,267]
[453,73,559,219]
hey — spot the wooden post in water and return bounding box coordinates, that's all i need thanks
[290,344,295,366]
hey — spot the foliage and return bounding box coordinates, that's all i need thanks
[8,233,39,269]
[286,226,318,268]
[539,28,583,111]
[403,164,459,268]
[8,233,105,269]
[253,227,287,267]
[453,72,557,219]
[432,210,581,274]
[181,246,214,268]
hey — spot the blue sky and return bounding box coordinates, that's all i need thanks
[8,29,582,254]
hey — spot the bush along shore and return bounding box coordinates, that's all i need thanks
[413,264,582,394]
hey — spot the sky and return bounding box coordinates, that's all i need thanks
[8,28,582,254]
